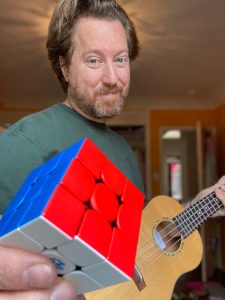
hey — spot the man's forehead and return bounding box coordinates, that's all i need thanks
[72,17,128,51]
[72,17,128,46]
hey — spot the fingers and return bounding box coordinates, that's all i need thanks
[0,280,76,300]
[50,280,77,300]
[0,245,77,299]
[187,177,225,210]
[0,289,50,300]
[190,185,213,204]
[215,185,225,205]
[0,245,57,291]
[198,177,225,201]
[213,185,225,217]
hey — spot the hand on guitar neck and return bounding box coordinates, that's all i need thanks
[185,175,225,217]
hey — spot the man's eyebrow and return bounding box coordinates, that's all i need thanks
[83,49,129,56]
[83,49,102,55]
[115,50,129,55]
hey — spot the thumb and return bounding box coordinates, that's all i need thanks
[0,245,57,290]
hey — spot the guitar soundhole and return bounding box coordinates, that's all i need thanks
[154,220,183,254]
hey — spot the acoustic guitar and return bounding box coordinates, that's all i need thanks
[86,192,223,300]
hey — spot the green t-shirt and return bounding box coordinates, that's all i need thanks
[0,104,144,213]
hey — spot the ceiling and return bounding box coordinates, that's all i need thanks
[0,0,225,111]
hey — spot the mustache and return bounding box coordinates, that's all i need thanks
[95,86,123,95]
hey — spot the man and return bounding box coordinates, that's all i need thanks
[0,0,143,214]
[0,0,224,299]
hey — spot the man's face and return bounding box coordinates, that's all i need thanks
[62,17,130,120]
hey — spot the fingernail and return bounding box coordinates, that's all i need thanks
[23,264,55,288]
[51,281,76,300]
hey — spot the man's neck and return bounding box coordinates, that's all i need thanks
[63,99,106,124]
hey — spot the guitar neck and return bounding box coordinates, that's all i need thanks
[173,192,223,238]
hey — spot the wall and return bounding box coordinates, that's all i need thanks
[161,130,198,202]
[149,109,217,197]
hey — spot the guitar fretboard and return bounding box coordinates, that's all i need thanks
[173,192,223,238]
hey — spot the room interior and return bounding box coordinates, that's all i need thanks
[1,0,225,299]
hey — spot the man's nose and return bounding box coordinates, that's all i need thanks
[102,63,118,86]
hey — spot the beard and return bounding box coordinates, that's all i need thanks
[67,81,129,120]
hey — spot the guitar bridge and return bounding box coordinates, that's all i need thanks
[133,264,146,291]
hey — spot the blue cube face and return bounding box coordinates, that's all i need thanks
[0,137,86,238]
[3,167,42,215]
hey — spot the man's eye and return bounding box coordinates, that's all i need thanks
[115,57,129,66]
[88,59,98,64]
[87,58,102,68]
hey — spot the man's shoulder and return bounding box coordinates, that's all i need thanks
[7,104,62,133]
[0,104,72,155]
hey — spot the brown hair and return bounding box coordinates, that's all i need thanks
[46,0,140,92]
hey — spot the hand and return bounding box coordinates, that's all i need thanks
[0,245,77,300]
[190,176,225,217]
[214,176,225,217]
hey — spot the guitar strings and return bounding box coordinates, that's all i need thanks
[138,236,182,273]
[137,192,219,259]
[136,221,178,261]
[136,196,221,272]
[136,227,181,271]
[137,198,221,268]
[136,207,187,260]
[136,203,221,273]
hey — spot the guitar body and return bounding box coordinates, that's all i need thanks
[86,195,203,300]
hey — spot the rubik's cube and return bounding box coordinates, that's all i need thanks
[0,137,144,295]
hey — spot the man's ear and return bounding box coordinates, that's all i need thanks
[59,56,69,82]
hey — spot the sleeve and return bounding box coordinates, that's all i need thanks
[130,153,145,193]
[124,145,145,195]
[0,132,45,213]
